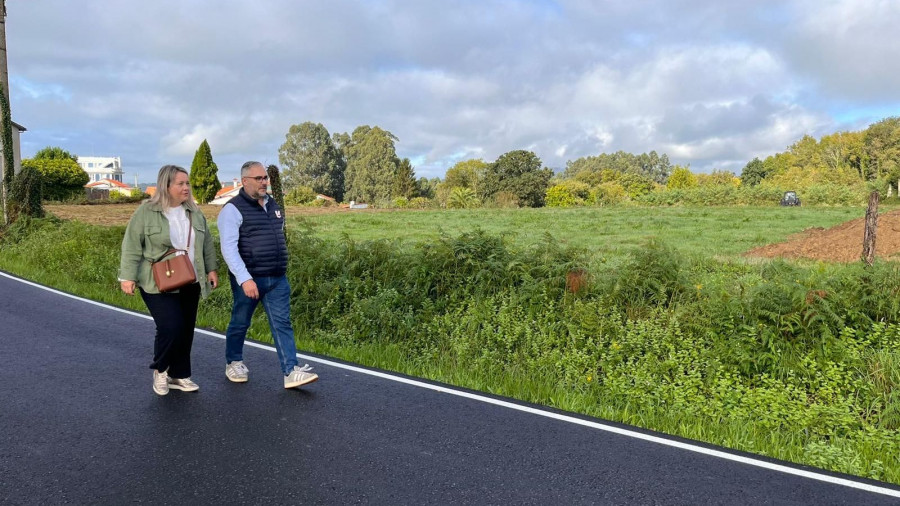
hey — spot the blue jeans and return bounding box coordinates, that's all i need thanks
[225,274,298,375]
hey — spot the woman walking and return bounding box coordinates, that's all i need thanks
[119,165,219,395]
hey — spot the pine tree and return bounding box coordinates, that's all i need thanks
[189,139,221,204]
[267,164,286,211]
[392,158,417,199]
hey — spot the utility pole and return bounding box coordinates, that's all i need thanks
[0,0,10,224]
[0,0,7,104]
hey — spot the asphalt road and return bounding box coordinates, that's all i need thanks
[1,272,899,505]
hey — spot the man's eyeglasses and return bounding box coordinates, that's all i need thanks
[244,175,269,182]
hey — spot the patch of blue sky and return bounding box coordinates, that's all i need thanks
[832,104,900,126]
[11,76,71,102]
[754,3,794,25]
[624,31,654,48]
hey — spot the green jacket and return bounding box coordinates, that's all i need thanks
[119,201,218,297]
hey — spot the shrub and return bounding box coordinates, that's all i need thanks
[22,158,89,201]
[408,197,432,209]
[546,184,576,207]
[546,181,590,208]
[667,167,698,189]
[589,182,626,206]
[8,166,44,221]
[109,190,148,203]
[284,185,317,205]
[491,191,519,208]
[448,187,479,209]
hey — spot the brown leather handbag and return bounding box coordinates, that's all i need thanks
[150,223,196,292]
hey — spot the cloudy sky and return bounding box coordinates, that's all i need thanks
[7,0,900,183]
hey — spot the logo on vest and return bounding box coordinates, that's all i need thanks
[275,210,282,218]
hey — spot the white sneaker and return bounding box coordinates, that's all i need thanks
[168,377,200,392]
[226,361,249,383]
[153,369,169,396]
[284,364,318,389]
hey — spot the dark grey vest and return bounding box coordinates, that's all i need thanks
[228,189,288,278]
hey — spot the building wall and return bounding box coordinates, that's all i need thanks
[12,128,21,174]
[0,125,24,178]
[77,156,124,182]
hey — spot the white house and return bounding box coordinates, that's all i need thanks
[77,156,124,183]
[211,178,242,205]
[0,121,27,179]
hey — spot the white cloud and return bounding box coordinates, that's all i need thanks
[5,0,897,181]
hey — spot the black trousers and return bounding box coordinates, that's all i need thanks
[139,283,201,379]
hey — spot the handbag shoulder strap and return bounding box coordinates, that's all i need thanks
[152,210,192,263]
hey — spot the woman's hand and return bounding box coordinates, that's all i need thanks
[120,280,136,296]
[208,271,219,290]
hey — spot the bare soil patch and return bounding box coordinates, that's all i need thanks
[745,209,900,262]
[45,203,355,227]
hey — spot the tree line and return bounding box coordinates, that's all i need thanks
[11,115,900,211]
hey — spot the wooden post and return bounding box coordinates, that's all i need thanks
[862,191,879,266]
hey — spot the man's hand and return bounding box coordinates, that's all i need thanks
[242,279,259,299]
[120,280,136,296]
[208,271,219,290]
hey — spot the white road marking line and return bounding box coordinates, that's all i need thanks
[3,270,899,498]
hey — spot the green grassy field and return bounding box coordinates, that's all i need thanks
[2,205,899,485]
[290,206,864,258]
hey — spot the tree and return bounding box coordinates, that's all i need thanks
[564,150,672,183]
[864,117,900,181]
[415,177,440,199]
[22,157,88,201]
[617,172,656,197]
[33,146,77,162]
[820,131,865,179]
[637,150,672,184]
[267,164,286,211]
[278,122,345,201]
[696,169,739,187]
[479,150,553,207]
[443,159,487,192]
[342,125,400,203]
[393,157,417,199]
[740,157,768,186]
[666,166,697,189]
[189,139,221,204]
[788,135,823,173]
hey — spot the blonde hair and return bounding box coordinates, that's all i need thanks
[147,164,199,211]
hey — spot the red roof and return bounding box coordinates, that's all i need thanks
[215,185,241,198]
[85,179,131,189]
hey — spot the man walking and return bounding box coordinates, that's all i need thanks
[218,161,318,389]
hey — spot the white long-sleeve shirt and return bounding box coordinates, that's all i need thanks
[217,196,270,285]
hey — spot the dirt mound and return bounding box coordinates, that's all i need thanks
[746,209,900,262]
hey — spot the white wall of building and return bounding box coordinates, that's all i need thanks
[77,156,124,182]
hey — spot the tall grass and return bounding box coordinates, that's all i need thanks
[2,207,899,484]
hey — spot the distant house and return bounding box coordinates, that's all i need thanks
[85,178,133,196]
[145,186,157,197]
[77,156,124,183]
[211,179,242,205]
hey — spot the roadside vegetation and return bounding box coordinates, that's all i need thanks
[1,206,899,485]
